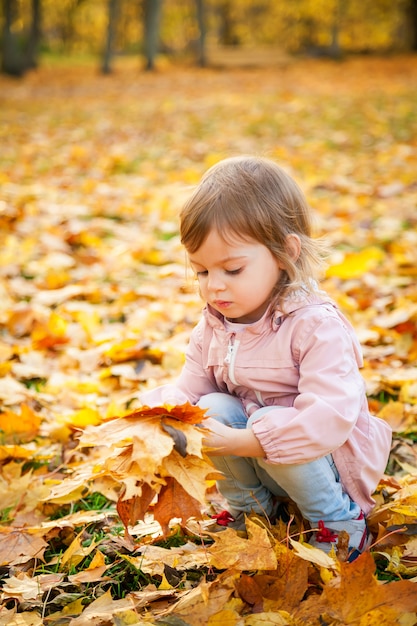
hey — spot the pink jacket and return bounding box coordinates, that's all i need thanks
[142,294,392,514]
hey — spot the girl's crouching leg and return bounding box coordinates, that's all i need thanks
[197,393,275,519]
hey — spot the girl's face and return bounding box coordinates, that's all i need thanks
[188,229,283,324]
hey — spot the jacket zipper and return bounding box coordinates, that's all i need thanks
[255,390,265,406]
[224,334,239,385]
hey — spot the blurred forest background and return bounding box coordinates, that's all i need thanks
[1,0,417,76]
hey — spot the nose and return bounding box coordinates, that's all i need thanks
[207,271,225,292]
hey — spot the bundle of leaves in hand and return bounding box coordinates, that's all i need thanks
[46,403,221,536]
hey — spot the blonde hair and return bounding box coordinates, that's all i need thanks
[180,156,328,311]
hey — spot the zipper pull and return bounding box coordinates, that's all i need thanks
[224,343,234,364]
[224,334,236,365]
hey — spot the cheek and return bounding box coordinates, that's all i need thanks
[196,279,207,299]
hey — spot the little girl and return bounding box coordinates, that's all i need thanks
[140,156,392,555]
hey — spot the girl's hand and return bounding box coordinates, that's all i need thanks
[201,417,265,458]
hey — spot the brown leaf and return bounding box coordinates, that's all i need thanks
[0,529,48,565]
[295,551,417,623]
[116,482,155,529]
[161,571,239,626]
[253,543,309,613]
[153,476,203,535]
[67,589,138,626]
[235,573,264,612]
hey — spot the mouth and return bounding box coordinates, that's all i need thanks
[213,300,232,309]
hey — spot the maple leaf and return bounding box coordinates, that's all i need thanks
[116,482,155,529]
[208,518,278,571]
[66,589,140,626]
[295,551,417,624]
[0,528,48,565]
[0,461,50,514]
[159,571,239,626]
[162,449,221,503]
[127,542,209,576]
[1,573,64,602]
[249,543,309,614]
[129,402,207,424]
[56,404,215,535]
[0,404,41,443]
[153,476,203,535]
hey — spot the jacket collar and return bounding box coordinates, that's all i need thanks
[203,290,330,334]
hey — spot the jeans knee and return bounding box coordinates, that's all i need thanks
[197,393,246,427]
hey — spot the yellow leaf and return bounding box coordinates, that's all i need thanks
[208,518,277,570]
[320,565,336,584]
[59,597,86,616]
[400,381,417,405]
[289,538,339,570]
[326,246,385,279]
[158,573,174,590]
[45,480,88,504]
[377,401,410,432]
[87,549,106,570]
[60,532,97,570]
[162,450,217,504]
[0,445,34,461]
[113,609,145,625]
[67,407,102,428]
[208,608,241,625]
[244,612,292,625]
[0,404,41,443]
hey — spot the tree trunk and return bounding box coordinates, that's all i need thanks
[329,0,344,59]
[102,0,120,74]
[143,0,162,71]
[1,0,26,75]
[408,0,417,51]
[195,0,206,67]
[217,0,238,46]
[26,0,42,69]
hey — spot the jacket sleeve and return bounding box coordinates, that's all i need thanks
[251,312,367,464]
[139,319,218,407]
[175,319,219,402]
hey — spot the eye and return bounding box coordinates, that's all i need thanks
[196,270,208,277]
[226,268,242,275]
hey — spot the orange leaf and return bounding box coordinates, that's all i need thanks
[252,544,309,613]
[127,403,207,424]
[295,551,417,623]
[235,573,264,612]
[153,476,203,535]
[0,404,41,443]
[116,482,156,529]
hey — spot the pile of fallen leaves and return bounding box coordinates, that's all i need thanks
[0,55,417,624]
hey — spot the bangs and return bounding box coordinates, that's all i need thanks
[180,190,256,253]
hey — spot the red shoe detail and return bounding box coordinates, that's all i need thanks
[316,520,338,543]
[212,510,235,526]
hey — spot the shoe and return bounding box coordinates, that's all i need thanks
[309,512,371,559]
[209,507,279,532]
[210,510,247,532]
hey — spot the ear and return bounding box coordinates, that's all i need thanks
[286,234,301,262]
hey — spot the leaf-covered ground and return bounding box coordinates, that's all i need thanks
[1,55,417,625]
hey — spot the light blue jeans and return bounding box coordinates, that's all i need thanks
[198,393,361,523]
